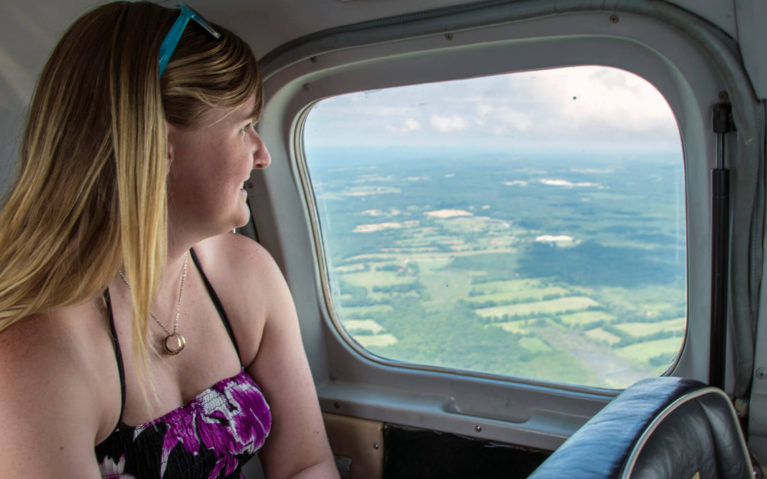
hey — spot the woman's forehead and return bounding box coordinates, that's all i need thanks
[197,95,258,127]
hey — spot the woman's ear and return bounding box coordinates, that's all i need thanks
[166,121,176,161]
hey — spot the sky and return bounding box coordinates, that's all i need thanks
[303,66,682,154]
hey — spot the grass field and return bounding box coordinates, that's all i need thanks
[311,152,686,388]
[590,286,685,319]
[421,270,473,306]
[355,334,399,348]
[438,216,509,233]
[397,234,460,245]
[476,296,599,318]
[475,237,516,249]
[614,317,686,337]
[334,264,368,273]
[586,328,621,345]
[560,310,615,326]
[394,237,440,247]
[342,185,402,196]
[399,226,439,238]
[341,305,394,316]
[342,271,417,288]
[343,319,386,334]
[520,337,552,353]
[467,279,571,304]
[414,257,454,271]
[470,279,552,293]
[490,321,527,334]
[616,337,684,364]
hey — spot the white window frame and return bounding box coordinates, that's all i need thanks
[251,3,758,449]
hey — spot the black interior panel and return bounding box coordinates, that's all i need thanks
[383,424,549,479]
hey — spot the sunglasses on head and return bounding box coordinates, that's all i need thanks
[158,3,220,77]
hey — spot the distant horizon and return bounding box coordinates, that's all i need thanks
[304,145,684,167]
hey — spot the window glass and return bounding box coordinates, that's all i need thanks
[302,66,685,388]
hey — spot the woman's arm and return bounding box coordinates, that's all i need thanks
[0,310,112,477]
[239,242,338,479]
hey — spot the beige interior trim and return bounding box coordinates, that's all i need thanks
[323,413,384,479]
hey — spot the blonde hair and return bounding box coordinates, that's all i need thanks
[0,2,260,375]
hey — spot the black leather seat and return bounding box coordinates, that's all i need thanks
[528,377,753,479]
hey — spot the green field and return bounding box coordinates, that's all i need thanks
[491,321,527,334]
[335,264,368,273]
[616,337,684,364]
[560,310,615,326]
[354,334,399,348]
[414,257,454,271]
[590,286,685,320]
[341,305,394,317]
[615,317,686,337]
[520,337,552,353]
[586,328,621,345]
[313,150,687,388]
[468,279,571,303]
[476,296,599,318]
[342,271,416,288]
[342,319,386,334]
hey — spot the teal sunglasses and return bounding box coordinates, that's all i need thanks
[158,3,221,77]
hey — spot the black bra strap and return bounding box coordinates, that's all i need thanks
[189,248,241,359]
[103,289,126,424]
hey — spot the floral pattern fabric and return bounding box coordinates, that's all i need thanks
[96,370,271,479]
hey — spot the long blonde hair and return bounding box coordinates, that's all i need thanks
[0,2,261,372]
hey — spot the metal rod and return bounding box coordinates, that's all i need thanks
[709,102,732,388]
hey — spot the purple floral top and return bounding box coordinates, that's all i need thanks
[95,369,271,479]
[98,251,270,478]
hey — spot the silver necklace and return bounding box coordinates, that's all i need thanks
[117,251,189,355]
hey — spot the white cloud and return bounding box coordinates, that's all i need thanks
[475,103,532,133]
[430,114,469,133]
[515,66,678,136]
[442,95,486,103]
[539,179,602,188]
[536,235,574,243]
[305,65,682,151]
[387,118,421,133]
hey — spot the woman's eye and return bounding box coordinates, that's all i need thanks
[240,121,253,134]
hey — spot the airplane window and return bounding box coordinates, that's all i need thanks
[301,66,685,389]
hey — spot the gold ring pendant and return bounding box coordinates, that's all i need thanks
[163,333,186,355]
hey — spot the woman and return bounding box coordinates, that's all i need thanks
[0,2,338,478]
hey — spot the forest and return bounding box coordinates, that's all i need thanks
[307,146,686,389]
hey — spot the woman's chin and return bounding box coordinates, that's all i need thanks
[232,207,252,230]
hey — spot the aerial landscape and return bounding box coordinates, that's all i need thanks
[306,146,686,389]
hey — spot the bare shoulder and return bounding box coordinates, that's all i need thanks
[0,303,116,474]
[194,233,288,303]
[0,310,99,415]
[196,232,280,279]
[193,233,293,365]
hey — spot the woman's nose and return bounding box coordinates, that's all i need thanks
[252,132,271,169]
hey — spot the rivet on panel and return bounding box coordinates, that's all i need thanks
[475,425,482,432]
[609,14,619,24]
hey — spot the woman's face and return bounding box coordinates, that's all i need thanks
[166,95,270,240]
